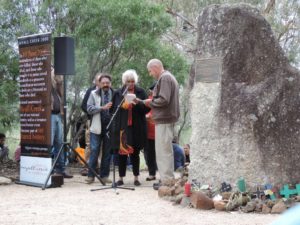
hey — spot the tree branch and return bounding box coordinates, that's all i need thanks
[162,34,194,52]
[165,7,195,29]
[177,106,189,140]
[277,20,295,42]
[263,0,275,14]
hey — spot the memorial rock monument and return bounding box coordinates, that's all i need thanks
[189,4,300,188]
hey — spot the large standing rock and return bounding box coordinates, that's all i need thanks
[189,4,300,188]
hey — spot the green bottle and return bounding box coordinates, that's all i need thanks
[237,177,246,192]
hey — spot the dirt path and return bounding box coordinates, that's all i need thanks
[0,171,279,225]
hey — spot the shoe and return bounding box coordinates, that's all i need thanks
[101,177,112,184]
[62,172,73,179]
[146,176,156,181]
[134,180,141,186]
[175,166,184,173]
[116,180,124,186]
[153,182,161,190]
[80,169,88,176]
[85,177,95,184]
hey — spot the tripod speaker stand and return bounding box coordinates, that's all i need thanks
[42,141,105,190]
[90,86,135,194]
[42,36,107,190]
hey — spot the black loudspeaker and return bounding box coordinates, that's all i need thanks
[54,37,75,75]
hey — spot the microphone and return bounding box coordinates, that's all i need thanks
[122,85,129,96]
[105,85,129,133]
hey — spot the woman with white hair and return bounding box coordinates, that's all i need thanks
[110,69,150,186]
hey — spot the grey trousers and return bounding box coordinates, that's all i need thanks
[155,123,175,182]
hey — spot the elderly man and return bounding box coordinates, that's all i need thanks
[143,59,180,188]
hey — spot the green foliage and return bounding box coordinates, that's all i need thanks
[0,0,38,130]
[264,0,300,67]
[0,79,19,131]
[0,0,188,134]
[64,0,187,89]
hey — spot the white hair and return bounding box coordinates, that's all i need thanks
[122,69,138,85]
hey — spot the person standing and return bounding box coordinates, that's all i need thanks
[144,59,180,187]
[144,84,157,181]
[81,73,102,172]
[0,133,9,162]
[85,74,114,184]
[51,67,73,178]
[183,144,191,166]
[172,139,185,172]
[110,69,150,186]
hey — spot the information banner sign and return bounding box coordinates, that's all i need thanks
[18,33,52,157]
[18,33,52,186]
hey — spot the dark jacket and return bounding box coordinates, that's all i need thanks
[110,85,150,151]
[81,85,97,119]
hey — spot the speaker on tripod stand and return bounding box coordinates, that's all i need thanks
[42,36,105,190]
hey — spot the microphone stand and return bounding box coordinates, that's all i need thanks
[91,85,135,194]
[105,85,128,138]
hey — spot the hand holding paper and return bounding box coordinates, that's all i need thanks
[125,93,136,104]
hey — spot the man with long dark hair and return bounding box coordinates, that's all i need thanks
[85,74,114,184]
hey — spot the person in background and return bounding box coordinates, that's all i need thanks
[51,67,73,178]
[14,143,21,163]
[172,137,185,172]
[144,83,157,181]
[85,74,114,184]
[0,133,9,162]
[110,69,150,186]
[80,73,102,175]
[143,59,180,188]
[183,143,190,166]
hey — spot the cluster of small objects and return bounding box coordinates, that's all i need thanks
[157,172,300,214]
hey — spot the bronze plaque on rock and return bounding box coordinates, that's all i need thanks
[195,57,222,83]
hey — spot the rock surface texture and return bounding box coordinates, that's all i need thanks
[189,4,300,188]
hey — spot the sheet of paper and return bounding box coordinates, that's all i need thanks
[125,93,136,103]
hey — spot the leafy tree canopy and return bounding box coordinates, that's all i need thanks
[0,0,188,132]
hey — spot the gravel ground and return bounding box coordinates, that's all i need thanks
[0,169,279,225]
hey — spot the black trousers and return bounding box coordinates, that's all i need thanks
[118,149,140,177]
[144,139,157,176]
